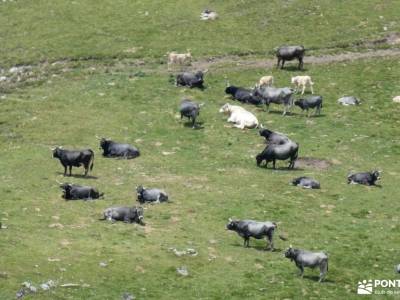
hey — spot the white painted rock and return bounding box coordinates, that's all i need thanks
[392,96,400,103]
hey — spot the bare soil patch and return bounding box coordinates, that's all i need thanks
[295,157,332,171]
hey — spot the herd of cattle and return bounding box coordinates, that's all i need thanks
[50,45,382,283]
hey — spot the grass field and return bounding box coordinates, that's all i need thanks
[1,1,400,299]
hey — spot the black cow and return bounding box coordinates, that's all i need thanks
[259,129,290,145]
[295,96,323,117]
[60,183,103,200]
[100,206,145,225]
[276,45,305,70]
[176,71,205,89]
[256,140,299,169]
[100,138,140,159]
[52,147,94,176]
[225,86,263,105]
[180,99,200,128]
[347,171,381,186]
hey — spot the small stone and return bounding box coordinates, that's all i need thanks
[393,96,400,103]
[49,223,64,229]
[122,292,136,300]
[176,266,189,276]
[99,262,108,267]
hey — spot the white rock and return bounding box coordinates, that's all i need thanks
[176,266,189,276]
[392,96,400,103]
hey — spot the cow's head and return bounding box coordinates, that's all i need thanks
[219,103,231,114]
[294,99,305,109]
[284,245,296,261]
[136,185,144,197]
[134,206,145,225]
[255,153,263,166]
[372,170,381,181]
[52,147,62,158]
[225,86,237,96]
[226,218,238,231]
[259,128,273,139]
[99,138,111,150]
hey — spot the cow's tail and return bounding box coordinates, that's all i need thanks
[89,150,94,171]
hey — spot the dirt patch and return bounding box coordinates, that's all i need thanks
[369,32,400,46]
[295,157,332,170]
[192,48,400,71]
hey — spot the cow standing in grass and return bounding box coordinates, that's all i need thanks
[52,147,94,176]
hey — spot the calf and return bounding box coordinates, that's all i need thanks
[347,171,380,186]
[257,75,274,88]
[180,99,201,128]
[136,185,169,203]
[294,96,323,117]
[226,219,277,250]
[52,147,94,176]
[100,206,144,225]
[276,45,305,70]
[225,85,263,105]
[284,246,328,282]
[167,51,191,69]
[60,183,103,200]
[219,103,259,129]
[100,138,140,159]
[176,71,205,89]
[292,177,320,189]
[256,140,299,169]
[259,128,289,145]
[291,76,314,95]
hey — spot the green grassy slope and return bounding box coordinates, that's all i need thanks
[0,56,400,299]
[1,0,400,66]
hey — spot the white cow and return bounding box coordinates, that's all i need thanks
[167,51,192,69]
[291,75,314,95]
[200,10,218,20]
[257,75,274,88]
[219,103,259,129]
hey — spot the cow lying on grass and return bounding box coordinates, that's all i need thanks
[100,206,144,225]
[347,171,381,186]
[60,183,103,200]
[136,185,169,203]
[291,177,320,189]
[100,138,140,159]
[219,103,259,129]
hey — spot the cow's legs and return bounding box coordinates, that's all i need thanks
[63,165,67,176]
[84,164,89,176]
[272,159,276,169]
[298,265,304,277]
[310,84,314,94]
[69,166,72,176]
[243,237,250,247]
[301,85,305,95]
[281,60,285,69]
[277,58,281,68]
[298,57,303,70]
[319,264,327,282]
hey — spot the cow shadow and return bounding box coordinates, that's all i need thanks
[56,172,98,179]
[262,110,299,116]
[183,121,205,130]
[231,243,282,252]
[257,165,304,172]
[280,65,308,72]
[302,275,335,283]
